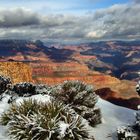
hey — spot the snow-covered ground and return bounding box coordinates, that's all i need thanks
[92,98,136,140]
[0,94,137,140]
[0,95,11,140]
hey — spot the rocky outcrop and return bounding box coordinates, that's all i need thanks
[31,62,92,77]
[0,62,33,84]
[95,88,140,110]
[95,88,118,99]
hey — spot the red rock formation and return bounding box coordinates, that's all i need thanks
[95,88,140,110]
[0,62,33,84]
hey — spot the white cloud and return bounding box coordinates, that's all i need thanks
[0,3,140,42]
[86,30,106,39]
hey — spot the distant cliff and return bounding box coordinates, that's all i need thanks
[0,62,33,83]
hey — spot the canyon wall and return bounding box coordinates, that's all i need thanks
[0,62,33,83]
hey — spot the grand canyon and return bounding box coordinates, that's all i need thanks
[0,39,139,109]
[0,0,140,139]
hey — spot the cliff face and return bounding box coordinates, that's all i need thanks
[0,62,33,84]
[32,62,137,99]
[31,62,93,77]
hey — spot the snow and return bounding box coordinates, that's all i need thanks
[16,94,51,104]
[138,105,140,110]
[0,94,11,140]
[59,121,69,136]
[0,94,11,114]
[0,94,137,140]
[90,98,137,140]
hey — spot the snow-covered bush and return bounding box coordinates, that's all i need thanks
[35,84,51,95]
[0,99,93,140]
[75,106,101,127]
[133,112,140,139]
[10,83,51,97]
[12,82,36,96]
[52,81,101,126]
[117,126,137,140]
[52,81,97,106]
[136,81,140,96]
[133,81,140,139]
[0,99,40,125]
[117,80,140,140]
[0,75,12,95]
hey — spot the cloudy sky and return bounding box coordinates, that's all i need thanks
[0,0,139,42]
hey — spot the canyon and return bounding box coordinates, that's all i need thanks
[0,40,139,109]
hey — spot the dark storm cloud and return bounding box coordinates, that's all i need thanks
[0,3,140,42]
[0,8,40,27]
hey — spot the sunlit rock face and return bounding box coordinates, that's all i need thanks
[0,62,33,84]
